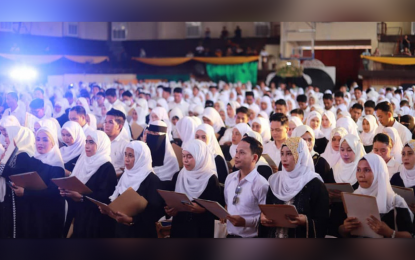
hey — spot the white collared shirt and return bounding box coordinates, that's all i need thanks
[168,100,189,116]
[3,104,26,126]
[263,141,282,168]
[110,132,130,174]
[375,120,412,144]
[224,168,269,238]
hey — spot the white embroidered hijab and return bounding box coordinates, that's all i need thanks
[269,137,322,202]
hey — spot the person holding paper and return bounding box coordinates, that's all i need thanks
[165,139,222,238]
[390,140,415,213]
[224,136,269,238]
[372,134,400,179]
[60,121,86,174]
[259,137,329,238]
[320,127,349,171]
[101,141,165,238]
[0,126,36,238]
[291,125,331,179]
[339,154,413,238]
[64,130,117,238]
[325,134,366,237]
[145,120,180,191]
[9,126,65,238]
[195,124,229,184]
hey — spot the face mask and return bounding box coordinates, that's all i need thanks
[124,100,132,106]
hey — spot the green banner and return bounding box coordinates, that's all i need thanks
[206,62,258,85]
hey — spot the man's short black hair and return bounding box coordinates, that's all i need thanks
[386,87,392,92]
[34,87,44,94]
[240,136,263,163]
[92,85,100,90]
[394,89,401,95]
[29,98,44,109]
[296,94,307,103]
[400,100,410,107]
[173,87,182,94]
[351,103,363,111]
[7,92,18,101]
[373,133,392,147]
[270,113,289,126]
[70,105,86,116]
[245,91,254,97]
[334,91,344,98]
[163,87,172,93]
[290,108,304,117]
[105,88,117,97]
[79,89,90,99]
[236,107,248,115]
[323,93,333,100]
[354,86,363,92]
[364,100,376,109]
[97,92,105,98]
[64,91,73,99]
[106,108,126,126]
[275,99,287,107]
[122,90,133,98]
[375,101,393,114]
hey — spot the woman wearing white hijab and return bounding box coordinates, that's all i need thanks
[225,101,240,127]
[320,111,336,141]
[156,98,169,112]
[259,137,328,238]
[0,115,20,150]
[145,120,180,189]
[251,117,271,143]
[327,134,366,237]
[76,97,92,114]
[336,116,359,137]
[169,107,184,140]
[292,125,331,181]
[175,116,200,148]
[60,121,86,173]
[340,153,413,238]
[229,123,252,159]
[0,126,36,238]
[150,107,173,141]
[166,139,221,238]
[383,127,403,164]
[202,107,226,140]
[260,96,273,116]
[86,113,97,130]
[64,130,117,238]
[53,98,69,119]
[306,111,328,154]
[288,116,303,137]
[131,106,147,128]
[195,124,229,184]
[372,133,400,179]
[136,98,150,124]
[359,115,378,153]
[8,126,65,238]
[102,141,165,238]
[391,140,415,213]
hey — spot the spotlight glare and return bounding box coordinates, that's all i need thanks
[9,66,38,81]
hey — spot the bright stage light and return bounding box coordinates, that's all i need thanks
[9,66,38,81]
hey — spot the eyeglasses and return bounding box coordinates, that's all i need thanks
[232,185,242,205]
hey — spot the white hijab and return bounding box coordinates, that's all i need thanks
[175,116,200,148]
[399,140,415,188]
[332,134,366,185]
[355,153,412,218]
[292,125,317,156]
[109,141,153,201]
[175,139,217,199]
[306,111,325,139]
[0,115,21,147]
[225,101,240,127]
[0,126,36,202]
[202,107,225,133]
[60,121,86,163]
[136,98,149,116]
[320,110,336,140]
[321,127,349,168]
[131,106,147,126]
[230,123,252,158]
[53,98,69,118]
[359,115,378,146]
[71,130,112,184]
[252,117,271,143]
[260,96,273,116]
[336,116,359,137]
[383,127,403,164]
[77,97,91,114]
[34,126,64,168]
[269,137,322,202]
[87,113,97,130]
[195,124,225,158]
